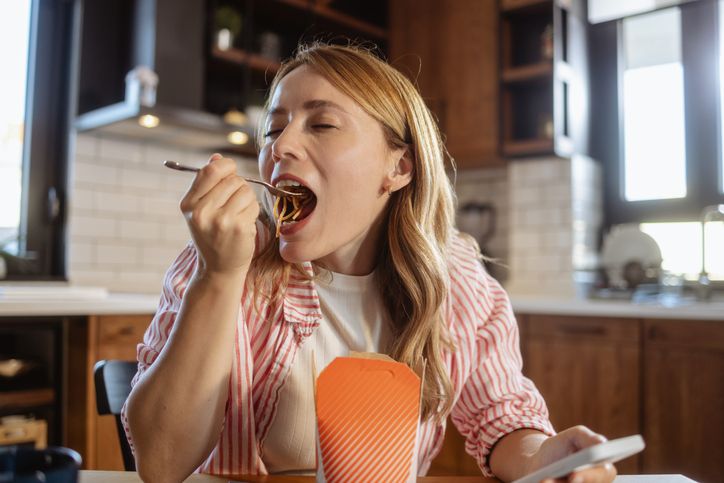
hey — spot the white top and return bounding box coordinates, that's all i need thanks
[262,269,393,474]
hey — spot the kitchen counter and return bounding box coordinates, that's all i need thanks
[1,285,722,320]
[0,292,159,317]
[510,294,724,321]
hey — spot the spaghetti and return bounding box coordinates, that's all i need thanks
[272,187,314,237]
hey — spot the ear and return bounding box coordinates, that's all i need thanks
[385,146,414,193]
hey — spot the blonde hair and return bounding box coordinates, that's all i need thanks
[249,42,460,422]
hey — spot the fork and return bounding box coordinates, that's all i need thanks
[163,160,302,197]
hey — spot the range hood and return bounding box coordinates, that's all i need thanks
[74,0,255,152]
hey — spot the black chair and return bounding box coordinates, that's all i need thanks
[93,360,137,471]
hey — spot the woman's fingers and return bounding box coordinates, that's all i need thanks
[545,463,616,483]
[536,426,615,483]
[560,426,607,451]
[565,462,617,482]
[180,155,237,209]
[223,183,259,217]
[197,174,245,209]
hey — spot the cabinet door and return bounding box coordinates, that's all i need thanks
[522,315,641,474]
[389,0,500,168]
[643,319,724,483]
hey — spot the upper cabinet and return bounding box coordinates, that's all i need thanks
[206,0,389,116]
[500,0,590,158]
[389,0,590,167]
[75,0,588,161]
[75,0,388,154]
[389,0,501,169]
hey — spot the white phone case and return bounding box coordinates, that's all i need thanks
[512,435,646,483]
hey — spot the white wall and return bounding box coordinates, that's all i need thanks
[67,132,257,293]
[506,155,602,296]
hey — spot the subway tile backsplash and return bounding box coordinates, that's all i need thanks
[67,132,257,293]
[506,155,602,296]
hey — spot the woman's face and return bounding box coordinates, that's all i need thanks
[258,65,409,275]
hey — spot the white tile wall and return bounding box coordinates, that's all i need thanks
[506,155,602,296]
[453,166,509,281]
[67,132,258,293]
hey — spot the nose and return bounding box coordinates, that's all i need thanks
[271,126,303,163]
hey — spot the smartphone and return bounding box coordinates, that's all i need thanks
[512,434,645,483]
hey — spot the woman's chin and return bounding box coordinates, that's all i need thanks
[278,243,316,265]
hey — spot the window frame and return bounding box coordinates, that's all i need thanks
[591,0,724,227]
[10,0,78,280]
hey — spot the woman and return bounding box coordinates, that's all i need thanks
[124,43,616,483]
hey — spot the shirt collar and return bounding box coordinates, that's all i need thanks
[283,261,323,341]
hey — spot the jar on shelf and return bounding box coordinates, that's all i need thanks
[213,6,242,51]
[541,24,554,61]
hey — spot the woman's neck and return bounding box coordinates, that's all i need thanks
[314,212,387,276]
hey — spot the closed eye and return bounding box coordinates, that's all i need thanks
[264,129,283,138]
[313,124,337,130]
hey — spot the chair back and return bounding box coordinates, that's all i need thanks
[93,360,137,471]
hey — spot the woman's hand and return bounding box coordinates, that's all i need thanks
[529,426,617,483]
[179,154,260,277]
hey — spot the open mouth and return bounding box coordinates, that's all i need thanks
[272,180,317,237]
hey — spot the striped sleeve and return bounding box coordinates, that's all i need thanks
[132,215,270,382]
[448,237,555,477]
[133,242,198,383]
[120,242,198,453]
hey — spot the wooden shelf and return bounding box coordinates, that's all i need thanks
[501,0,551,13]
[502,61,553,83]
[0,388,55,410]
[276,0,387,39]
[211,47,281,74]
[502,138,554,157]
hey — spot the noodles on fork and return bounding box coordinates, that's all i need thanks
[272,188,313,237]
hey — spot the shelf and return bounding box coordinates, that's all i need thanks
[0,388,55,410]
[502,138,554,157]
[211,47,281,74]
[275,0,387,39]
[502,61,553,83]
[501,0,551,13]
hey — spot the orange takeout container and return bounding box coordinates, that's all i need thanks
[314,353,423,483]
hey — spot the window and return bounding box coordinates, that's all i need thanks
[591,1,724,276]
[720,0,724,193]
[622,9,687,201]
[641,221,724,280]
[0,0,77,280]
[0,1,31,254]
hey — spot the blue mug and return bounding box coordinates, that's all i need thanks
[0,446,81,483]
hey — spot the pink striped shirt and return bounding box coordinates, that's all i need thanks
[121,234,555,477]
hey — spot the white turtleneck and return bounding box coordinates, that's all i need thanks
[262,269,393,474]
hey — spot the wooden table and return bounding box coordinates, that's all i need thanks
[78,471,697,482]
[79,472,495,482]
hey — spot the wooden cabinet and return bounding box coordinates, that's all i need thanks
[427,417,481,476]
[67,314,152,470]
[388,0,501,169]
[642,319,724,483]
[499,0,590,158]
[520,314,642,474]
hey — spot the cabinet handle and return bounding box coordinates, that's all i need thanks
[558,325,607,336]
[117,326,135,336]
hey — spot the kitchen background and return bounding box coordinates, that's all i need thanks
[1,0,723,481]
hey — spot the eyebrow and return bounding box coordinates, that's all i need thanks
[268,99,349,117]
